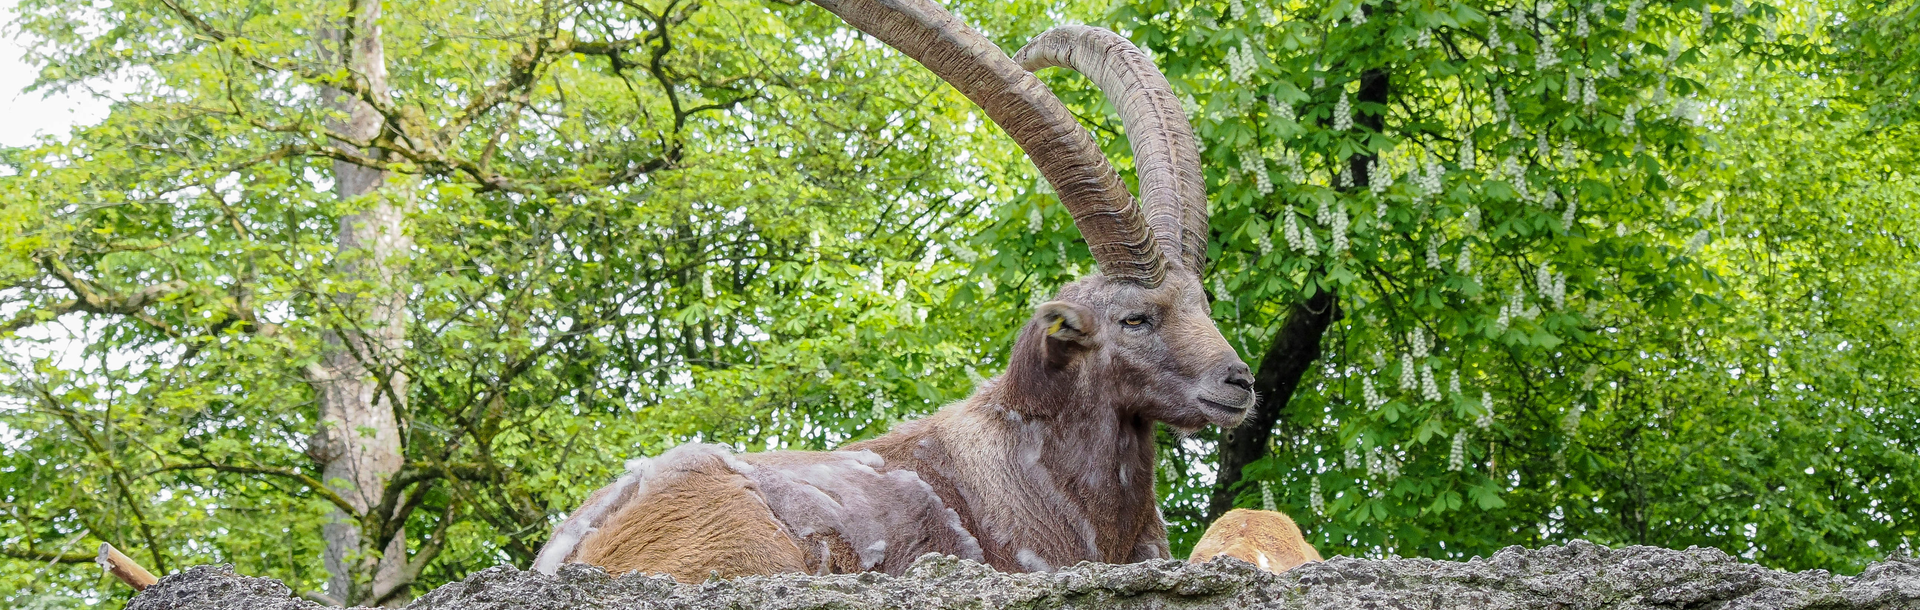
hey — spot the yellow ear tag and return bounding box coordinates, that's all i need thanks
[1047,317,1065,336]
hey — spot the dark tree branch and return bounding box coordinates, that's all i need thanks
[1208,67,1386,521]
[147,463,360,516]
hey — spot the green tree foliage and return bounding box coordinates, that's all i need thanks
[0,0,1913,604]
[1055,0,1915,568]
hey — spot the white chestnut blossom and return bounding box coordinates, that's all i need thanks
[1259,480,1275,511]
[1418,156,1445,197]
[1330,205,1351,253]
[1333,91,1354,131]
[1488,21,1502,50]
[1458,134,1476,170]
[1300,217,1321,253]
[1399,353,1418,391]
[1477,393,1495,429]
[1464,205,1482,232]
[1309,477,1325,513]
[1255,228,1274,256]
[1372,159,1397,193]
[1240,146,1272,194]
[1449,369,1462,397]
[1456,247,1473,275]
[1227,39,1259,84]
[1561,197,1579,229]
[1421,364,1442,402]
[1363,376,1385,408]
[1493,87,1509,121]
[1378,447,1401,480]
[1448,430,1469,471]
[1624,0,1644,33]
[1426,234,1443,269]
[1269,96,1296,122]
[1537,33,1561,68]
[1283,209,1307,251]
[1345,446,1362,470]
[1562,403,1585,438]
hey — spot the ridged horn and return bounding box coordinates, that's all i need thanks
[1014,25,1209,276]
[807,0,1165,286]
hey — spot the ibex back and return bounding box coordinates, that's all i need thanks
[535,2,1252,582]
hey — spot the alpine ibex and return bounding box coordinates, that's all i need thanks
[533,1,1254,581]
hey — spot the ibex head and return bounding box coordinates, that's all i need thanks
[799,9,1249,427]
[1014,273,1252,430]
[992,26,1251,429]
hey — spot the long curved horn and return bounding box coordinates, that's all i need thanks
[1014,25,1209,275]
[808,0,1165,286]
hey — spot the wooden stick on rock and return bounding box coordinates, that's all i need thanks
[96,543,159,591]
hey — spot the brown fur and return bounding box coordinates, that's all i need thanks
[571,450,808,580]
[1187,509,1322,573]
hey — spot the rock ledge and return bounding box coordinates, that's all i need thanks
[126,541,1919,609]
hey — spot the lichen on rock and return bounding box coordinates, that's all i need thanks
[125,541,1919,609]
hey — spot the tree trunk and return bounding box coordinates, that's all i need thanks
[311,1,409,604]
[1208,68,1386,522]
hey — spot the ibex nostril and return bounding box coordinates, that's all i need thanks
[1226,373,1253,392]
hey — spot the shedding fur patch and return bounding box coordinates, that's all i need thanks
[531,458,653,574]
[739,449,979,573]
[1016,548,1052,572]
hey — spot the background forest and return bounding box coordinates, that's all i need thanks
[1,0,1914,605]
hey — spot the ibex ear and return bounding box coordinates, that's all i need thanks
[1035,301,1097,367]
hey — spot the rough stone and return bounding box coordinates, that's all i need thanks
[125,541,1920,609]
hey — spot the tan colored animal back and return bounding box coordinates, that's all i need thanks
[570,448,809,580]
[1187,508,1322,573]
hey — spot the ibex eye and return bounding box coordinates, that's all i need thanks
[1122,315,1148,327]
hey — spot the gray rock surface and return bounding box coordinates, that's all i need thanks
[126,541,1920,609]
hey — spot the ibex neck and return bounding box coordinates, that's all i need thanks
[941,384,1162,567]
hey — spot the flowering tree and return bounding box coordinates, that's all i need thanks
[1042,0,1875,559]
